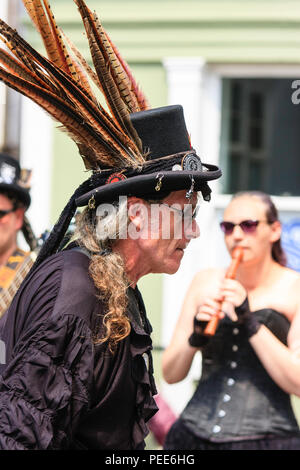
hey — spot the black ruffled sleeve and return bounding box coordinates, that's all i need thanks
[0,315,93,449]
[0,252,95,450]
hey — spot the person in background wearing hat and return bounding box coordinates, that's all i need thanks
[0,153,35,318]
[0,1,221,450]
[163,191,300,450]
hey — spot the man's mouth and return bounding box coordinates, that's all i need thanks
[176,244,188,253]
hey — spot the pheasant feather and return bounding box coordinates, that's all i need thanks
[0,0,150,172]
[73,0,142,148]
[108,37,149,112]
[0,67,122,163]
[59,28,99,104]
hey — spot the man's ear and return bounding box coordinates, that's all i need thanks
[127,198,148,232]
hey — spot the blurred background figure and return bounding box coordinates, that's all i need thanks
[148,392,178,448]
[162,191,300,450]
[0,153,36,317]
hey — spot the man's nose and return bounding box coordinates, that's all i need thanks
[185,219,200,240]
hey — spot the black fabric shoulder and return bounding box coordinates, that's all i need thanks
[7,250,100,339]
[0,250,99,449]
[50,250,101,326]
[0,311,94,449]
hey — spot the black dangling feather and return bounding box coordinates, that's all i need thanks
[33,176,93,269]
[22,215,38,251]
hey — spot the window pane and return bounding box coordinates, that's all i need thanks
[227,153,242,193]
[229,82,242,143]
[249,92,263,120]
[249,125,263,150]
[248,160,264,190]
[230,115,240,143]
[221,78,300,196]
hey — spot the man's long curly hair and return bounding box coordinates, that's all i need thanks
[74,192,170,352]
[74,200,131,352]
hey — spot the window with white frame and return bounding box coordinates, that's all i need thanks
[220,78,300,196]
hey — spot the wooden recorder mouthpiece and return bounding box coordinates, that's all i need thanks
[203,246,244,337]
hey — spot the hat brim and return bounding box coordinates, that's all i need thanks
[75,163,221,207]
[0,183,31,208]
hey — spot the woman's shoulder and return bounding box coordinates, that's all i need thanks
[192,267,225,285]
[276,264,300,288]
[282,265,300,280]
[185,267,225,301]
[265,264,300,320]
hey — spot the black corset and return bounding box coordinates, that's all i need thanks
[180,309,300,442]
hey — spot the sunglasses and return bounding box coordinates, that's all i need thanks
[220,219,270,235]
[160,203,200,222]
[0,208,16,220]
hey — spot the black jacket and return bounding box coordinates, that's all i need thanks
[0,249,157,449]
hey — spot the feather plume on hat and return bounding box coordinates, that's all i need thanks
[0,0,221,265]
[0,0,147,171]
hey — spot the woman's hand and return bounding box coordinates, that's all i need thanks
[196,279,247,323]
[219,278,261,338]
[219,278,248,309]
[189,296,224,348]
[195,295,224,322]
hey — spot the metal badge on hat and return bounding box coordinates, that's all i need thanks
[181,153,202,172]
[0,163,16,184]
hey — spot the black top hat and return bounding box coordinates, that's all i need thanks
[0,153,31,208]
[75,105,221,207]
[35,105,221,268]
[0,5,222,269]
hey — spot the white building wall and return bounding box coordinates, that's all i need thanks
[19,99,53,238]
[0,0,53,240]
[0,1,8,150]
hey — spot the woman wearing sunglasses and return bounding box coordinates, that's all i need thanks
[162,191,300,450]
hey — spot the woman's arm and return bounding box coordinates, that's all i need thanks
[221,277,300,396]
[162,269,221,384]
[249,309,300,396]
